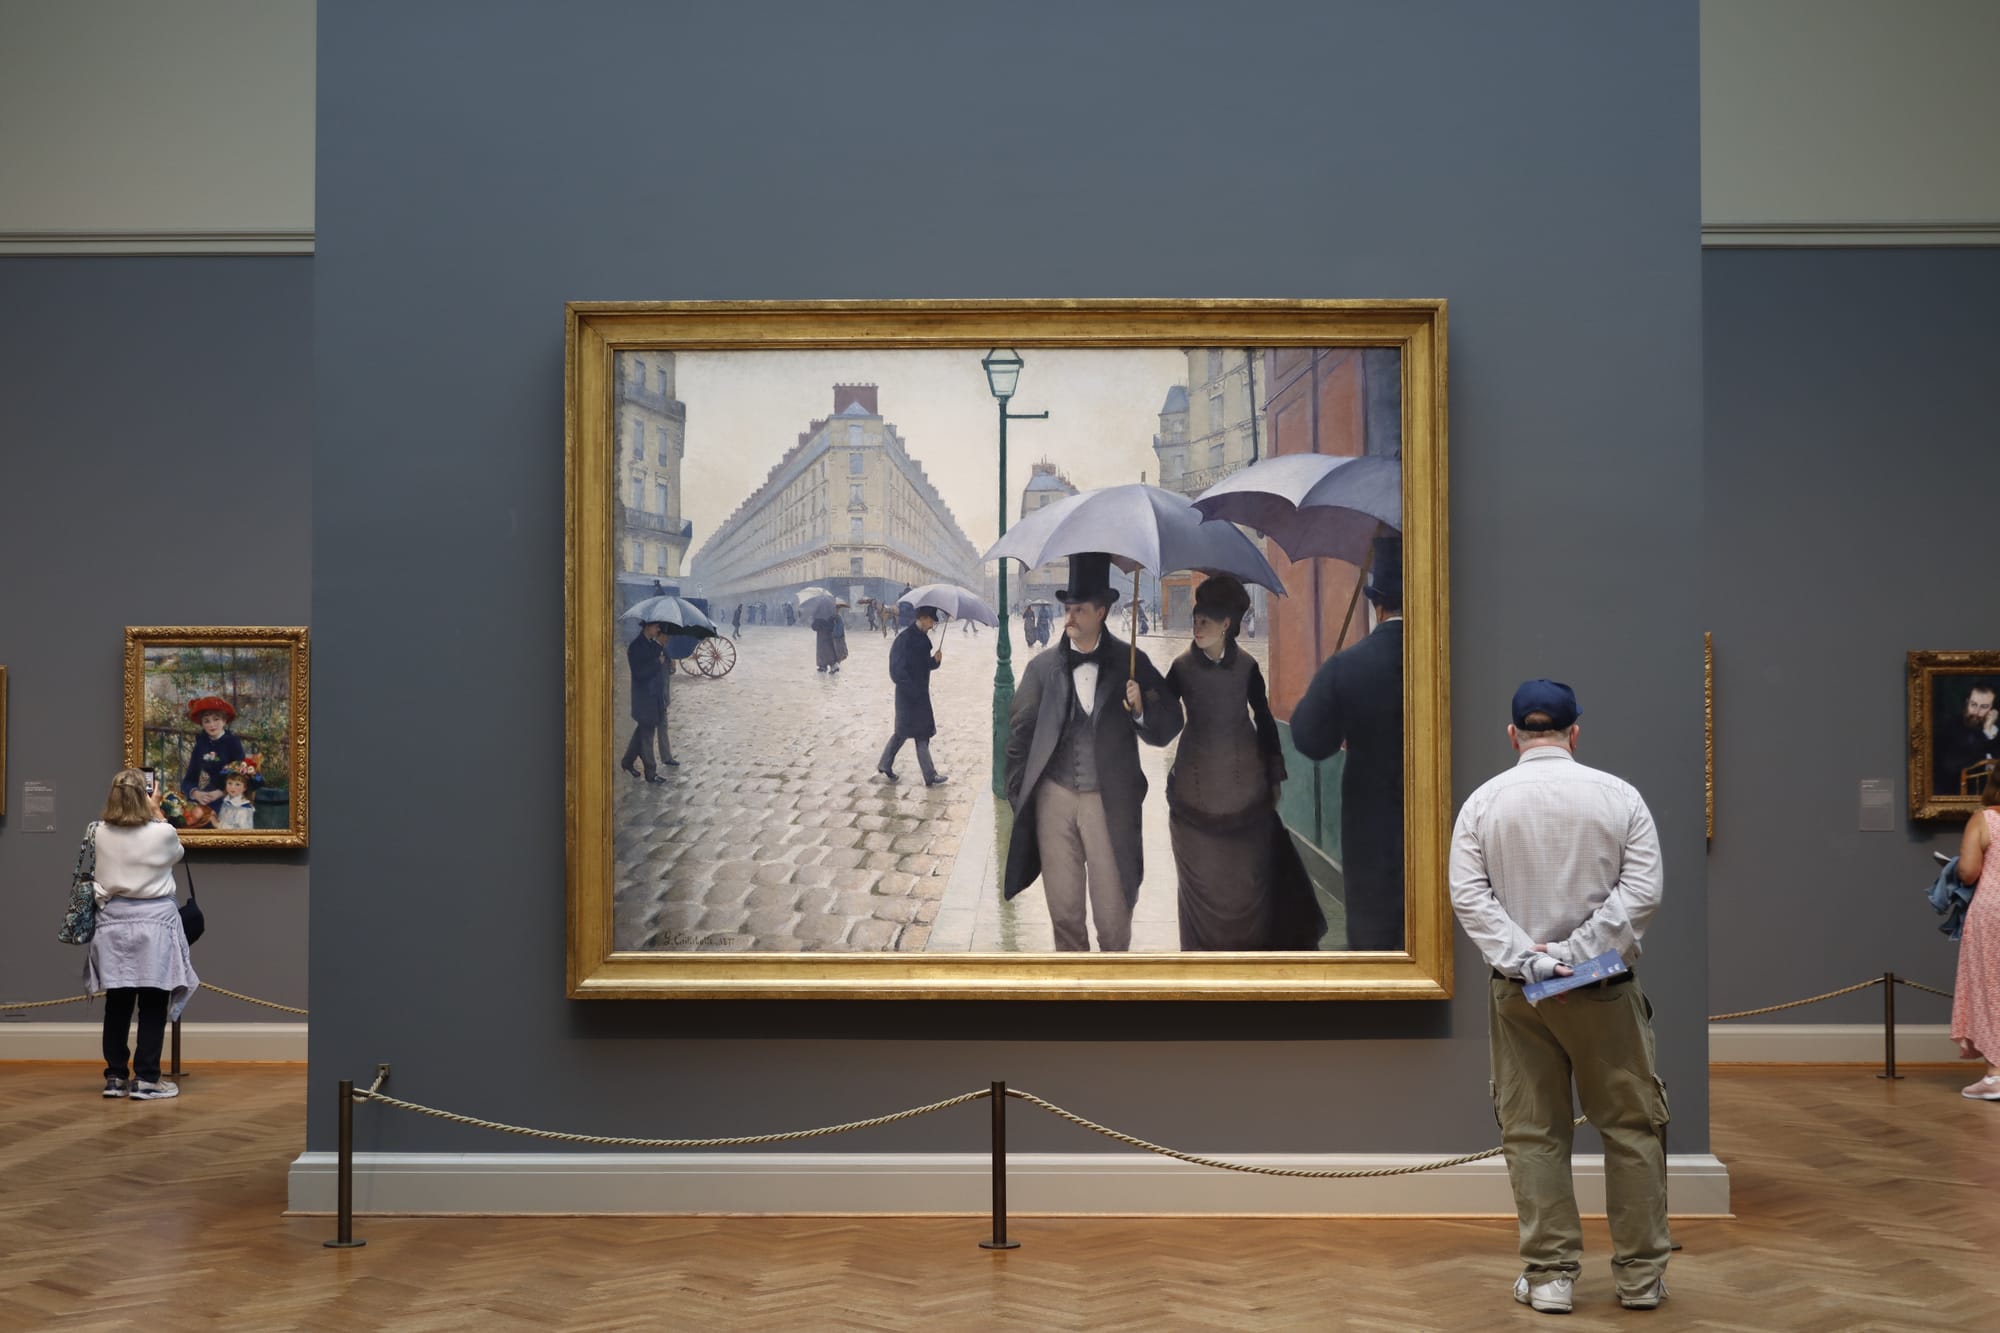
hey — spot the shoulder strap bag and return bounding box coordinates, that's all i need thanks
[57,822,101,945]
[178,859,205,945]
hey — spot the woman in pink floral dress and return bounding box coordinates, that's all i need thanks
[1952,768,2000,1100]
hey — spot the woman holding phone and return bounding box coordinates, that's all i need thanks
[84,768,199,1100]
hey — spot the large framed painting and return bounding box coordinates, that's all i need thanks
[1909,650,2000,820]
[123,627,311,849]
[566,301,1449,999]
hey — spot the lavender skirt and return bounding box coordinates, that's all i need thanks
[85,896,200,1021]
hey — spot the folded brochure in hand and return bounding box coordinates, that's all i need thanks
[1523,949,1628,1003]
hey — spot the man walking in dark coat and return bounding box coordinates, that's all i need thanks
[620,620,676,782]
[1290,535,1402,949]
[1004,553,1183,951]
[878,606,947,786]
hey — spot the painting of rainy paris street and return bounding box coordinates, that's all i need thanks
[610,344,1405,955]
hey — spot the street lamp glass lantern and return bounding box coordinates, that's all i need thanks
[981,348,1024,402]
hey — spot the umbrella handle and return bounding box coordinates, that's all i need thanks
[1332,520,1381,654]
[1126,567,1140,711]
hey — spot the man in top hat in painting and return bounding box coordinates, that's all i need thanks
[1290,533,1406,951]
[1003,552,1183,951]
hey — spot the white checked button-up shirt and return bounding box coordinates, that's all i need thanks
[1448,745,1663,982]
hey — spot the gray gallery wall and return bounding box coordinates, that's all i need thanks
[0,258,313,1019]
[1703,248,2000,1025]
[308,0,1705,1154]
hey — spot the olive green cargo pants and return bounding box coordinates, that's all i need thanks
[1488,974,1671,1296]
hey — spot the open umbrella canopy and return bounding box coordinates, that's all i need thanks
[983,483,1285,595]
[794,586,833,604]
[797,594,841,622]
[1191,454,1401,564]
[897,583,998,628]
[621,595,718,638]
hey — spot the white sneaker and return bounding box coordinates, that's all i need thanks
[129,1079,180,1100]
[1620,1277,1669,1309]
[1514,1273,1574,1313]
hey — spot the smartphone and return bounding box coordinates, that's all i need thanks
[141,767,159,796]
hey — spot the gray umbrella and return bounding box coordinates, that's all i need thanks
[898,583,999,628]
[797,593,840,623]
[621,595,718,638]
[982,483,1285,594]
[1190,454,1401,563]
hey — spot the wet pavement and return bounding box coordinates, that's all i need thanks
[612,620,1341,953]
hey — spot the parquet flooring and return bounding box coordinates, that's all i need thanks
[2,1063,1997,1331]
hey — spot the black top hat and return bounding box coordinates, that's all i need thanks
[1056,552,1121,607]
[1363,533,1403,606]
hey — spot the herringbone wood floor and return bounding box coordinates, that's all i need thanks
[2,1064,1996,1331]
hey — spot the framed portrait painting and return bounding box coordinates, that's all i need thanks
[1909,650,2000,820]
[566,300,1449,1000]
[123,627,310,848]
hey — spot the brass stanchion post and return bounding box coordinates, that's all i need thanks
[324,1079,366,1248]
[978,1081,1019,1250]
[1877,971,1902,1080]
[166,1018,186,1079]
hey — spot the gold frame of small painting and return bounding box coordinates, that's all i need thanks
[123,626,310,849]
[1907,649,2000,821]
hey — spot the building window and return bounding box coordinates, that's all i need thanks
[655,364,668,395]
[630,540,642,568]
[1210,394,1226,436]
[630,419,645,460]
[631,477,646,510]
[655,482,670,514]
[850,482,864,506]
[849,450,864,475]
[850,556,864,577]
[1207,348,1223,380]
[850,516,863,538]
[848,423,864,446]
[657,431,670,465]
[656,547,668,574]
[1209,441,1226,469]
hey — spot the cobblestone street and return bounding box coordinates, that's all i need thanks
[613,620,1328,953]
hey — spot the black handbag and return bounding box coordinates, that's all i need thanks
[178,861,205,945]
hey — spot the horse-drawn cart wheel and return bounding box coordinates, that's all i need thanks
[694,635,737,677]
[676,655,703,676]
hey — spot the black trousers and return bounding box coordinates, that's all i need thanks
[878,731,938,781]
[102,986,169,1082]
[621,718,673,774]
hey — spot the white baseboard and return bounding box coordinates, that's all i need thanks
[287,1150,1729,1218]
[0,1021,306,1062]
[1708,1022,1957,1064]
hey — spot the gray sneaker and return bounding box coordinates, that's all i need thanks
[1514,1273,1575,1314]
[102,1077,128,1098]
[1620,1278,1669,1310]
[129,1079,180,1100]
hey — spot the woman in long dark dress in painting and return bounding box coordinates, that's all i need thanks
[1162,575,1325,951]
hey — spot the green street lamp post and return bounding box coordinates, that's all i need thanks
[983,348,1048,797]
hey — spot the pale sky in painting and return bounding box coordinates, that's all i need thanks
[676,348,1190,561]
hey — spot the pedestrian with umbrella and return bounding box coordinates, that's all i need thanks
[621,618,677,781]
[1160,574,1323,951]
[999,553,1183,952]
[801,593,845,674]
[877,604,949,786]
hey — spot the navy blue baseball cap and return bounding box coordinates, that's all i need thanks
[1512,679,1580,731]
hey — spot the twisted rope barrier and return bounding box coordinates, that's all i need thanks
[1,984,306,1014]
[1706,977,1888,1022]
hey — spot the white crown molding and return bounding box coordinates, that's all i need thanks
[1703,221,2000,248]
[0,230,314,256]
[287,1149,1730,1218]
[0,1021,305,1061]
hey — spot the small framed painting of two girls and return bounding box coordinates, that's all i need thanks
[122,627,310,849]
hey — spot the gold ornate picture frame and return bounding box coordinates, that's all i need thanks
[1908,649,2000,821]
[566,300,1449,999]
[0,664,8,816]
[123,627,311,849]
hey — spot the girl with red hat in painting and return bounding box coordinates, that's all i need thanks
[178,696,250,826]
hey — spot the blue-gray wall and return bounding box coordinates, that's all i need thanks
[1703,248,2000,1025]
[309,0,1708,1155]
[0,258,313,1017]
